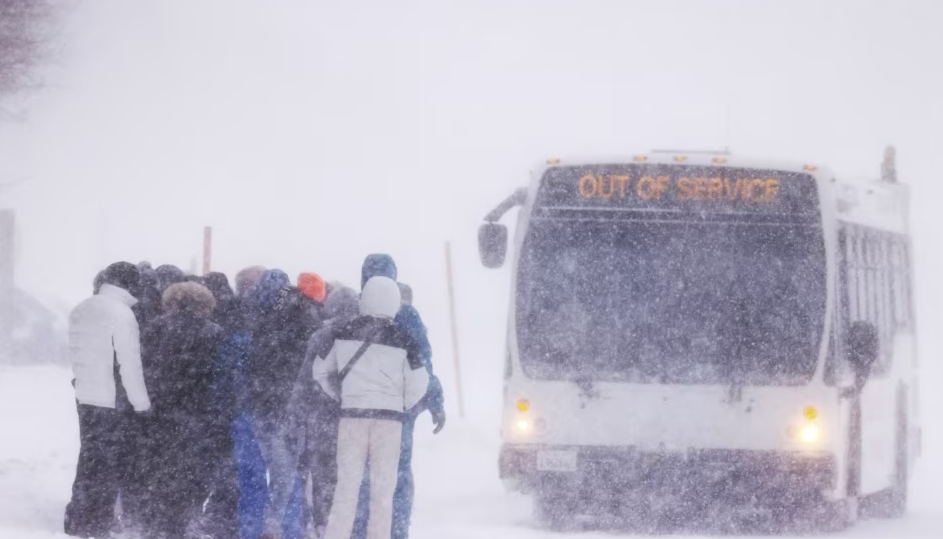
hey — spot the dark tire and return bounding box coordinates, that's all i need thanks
[818,496,858,533]
[533,490,578,531]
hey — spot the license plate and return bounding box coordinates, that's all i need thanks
[536,450,578,472]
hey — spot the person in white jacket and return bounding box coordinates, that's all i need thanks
[313,276,429,539]
[64,262,151,539]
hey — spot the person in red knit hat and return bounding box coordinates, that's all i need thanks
[298,272,327,303]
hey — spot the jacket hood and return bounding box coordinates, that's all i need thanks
[235,266,267,298]
[155,265,186,292]
[253,269,290,309]
[324,285,359,322]
[203,272,235,303]
[138,263,159,291]
[162,282,217,318]
[361,254,397,289]
[297,272,326,303]
[360,277,401,319]
[102,261,142,299]
[99,283,139,307]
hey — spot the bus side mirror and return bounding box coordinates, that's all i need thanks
[478,223,508,268]
[846,321,879,390]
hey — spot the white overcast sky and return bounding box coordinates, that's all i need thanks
[1,0,942,409]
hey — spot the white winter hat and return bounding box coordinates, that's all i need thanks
[360,276,402,319]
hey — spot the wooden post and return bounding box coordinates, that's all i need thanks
[0,210,15,357]
[445,241,466,419]
[202,226,213,275]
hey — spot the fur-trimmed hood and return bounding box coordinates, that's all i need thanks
[162,282,217,318]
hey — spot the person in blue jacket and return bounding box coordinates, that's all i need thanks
[244,269,317,539]
[227,266,270,539]
[351,254,446,539]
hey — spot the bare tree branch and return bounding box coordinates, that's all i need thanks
[0,0,55,99]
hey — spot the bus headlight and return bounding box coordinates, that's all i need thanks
[516,419,531,433]
[799,422,820,444]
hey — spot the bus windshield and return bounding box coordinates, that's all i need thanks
[515,218,827,385]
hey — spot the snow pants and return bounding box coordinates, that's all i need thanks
[252,415,304,538]
[234,412,307,539]
[203,413,240,539]
[117,410,157,533]
[64,403,124,539]
[234,413,267,539]
[351,414,416,539]
[324,418,403,539]
[147,413,214,539]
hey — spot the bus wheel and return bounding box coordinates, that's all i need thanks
[871,395,909,518]
[810,494,857,533]
[533,490,577,531]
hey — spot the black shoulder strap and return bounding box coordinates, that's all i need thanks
[337,338,373,383]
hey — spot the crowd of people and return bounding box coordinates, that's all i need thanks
[63,254,446,539]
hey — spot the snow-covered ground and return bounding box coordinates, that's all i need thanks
[2,364,940,539]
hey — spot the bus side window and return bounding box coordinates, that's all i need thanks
[836,223,912,382]
[828,226,852,386]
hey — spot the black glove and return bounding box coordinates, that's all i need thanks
[431,406,446,434]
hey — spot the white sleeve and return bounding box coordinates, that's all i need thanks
[403,356,430,412]
[113,309,151,412]
[312,342,340,401]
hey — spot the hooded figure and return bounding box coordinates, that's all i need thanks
[352,254,445,539]
[314,277,429,539]
[236,265,267,299]
[245,269,320,539]
[65,262,150,539]
[134,263,163,328]
[141,282,222,539]
[224,267,273,539]
[245,269,315,419]
[200,272,246,539]
[155,264,186,293]
[282,285,361,534]
[119,262,166,531]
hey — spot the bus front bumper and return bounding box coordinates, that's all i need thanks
[500,444,838,501]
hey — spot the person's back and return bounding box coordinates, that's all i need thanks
[71,286,151,412]
[146,281,221,420]
[352,254,444,539]
[314,276,429,539]
[143,281,222,539]
[249,284,313,421]
[147,314,221,417]
[244,270,319,539]
[65,262,151,539]
[286,284,360,537]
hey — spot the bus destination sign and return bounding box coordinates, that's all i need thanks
[535,164,820,218]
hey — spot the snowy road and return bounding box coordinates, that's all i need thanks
[2,366,940,539]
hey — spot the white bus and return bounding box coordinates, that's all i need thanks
[478,148,919,529]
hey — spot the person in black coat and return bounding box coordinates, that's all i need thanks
[201,271,245,539]
[155,264,186,293]
[140,281,222,539]
[245,270,322,539]
[118,262,165,533]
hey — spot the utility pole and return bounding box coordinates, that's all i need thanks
[444,241,466,419]
[0,210,15,359]
[202,226,213,275]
